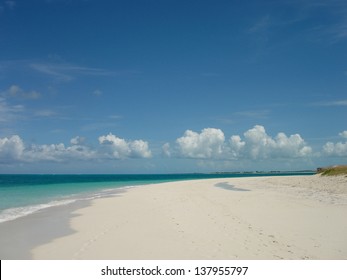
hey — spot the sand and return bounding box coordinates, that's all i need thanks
[26,174,347,260]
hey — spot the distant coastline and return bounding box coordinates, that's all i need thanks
[210,170,315,175]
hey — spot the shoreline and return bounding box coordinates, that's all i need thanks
[0,173,314,224]
[1,175,347,259]
[0,199,89,259]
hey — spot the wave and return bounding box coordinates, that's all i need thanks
[0,185,138,223]
[0,199,77,223]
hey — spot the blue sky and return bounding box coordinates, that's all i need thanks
[0,0,346,173]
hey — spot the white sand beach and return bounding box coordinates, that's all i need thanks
[30,175,347,260]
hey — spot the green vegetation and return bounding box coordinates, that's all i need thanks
[317,165,347,176]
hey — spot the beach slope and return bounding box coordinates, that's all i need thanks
[32,175,347,259]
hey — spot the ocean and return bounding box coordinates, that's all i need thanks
[0,172,314,223]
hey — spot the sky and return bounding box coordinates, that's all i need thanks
[0,0,346,174]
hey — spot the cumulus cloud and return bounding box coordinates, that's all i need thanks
[1,136,96,163]
[98,133,152,159]
[166,125,312,160]
[0,133,151,164]
[176,128,225,159]
[339,131,347,139]
[26,143,71,162]
[0,135,25,163]
[129,140,152,158]
[229,135,245,158]
[26,142,97,162]
[323,131,347,156]
[241,125,312,159]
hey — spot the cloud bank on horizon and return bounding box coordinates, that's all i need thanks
[1,125,346,171]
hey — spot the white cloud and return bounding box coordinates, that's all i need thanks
[25,143,93,162]
[162,143,171,157]
[70,136,85,145]
[243,125,272,159]
[98,134,132,159]
[229,135,245,158]
[26,143,69,162]
[274,132,312,157]
[323,131,347,156]
[0,135,24,163]
[3,85,40,99]
[0,97,24,123]
[0,133,151,164]
[30,63,73,81]
[30,63,119,82]
[98,133,151,159]
[313,99,347,106]
[1,126,314,166]
[339,131,347,139]
[15,135,96,163]
[242,125,312,159]
[167,125,312,160]
[176,128,225,159]
[129,140,152,158]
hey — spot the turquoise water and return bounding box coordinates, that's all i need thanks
[0,173,314,223]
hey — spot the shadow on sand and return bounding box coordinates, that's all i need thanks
[215,182,250,192]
